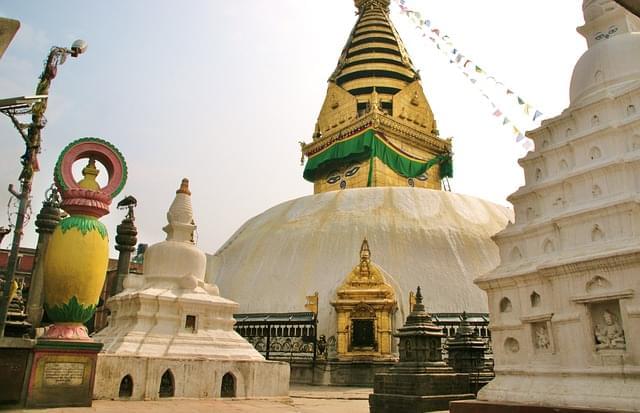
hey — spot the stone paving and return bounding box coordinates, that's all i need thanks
[10,385,448,412]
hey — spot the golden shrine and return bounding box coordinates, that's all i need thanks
[331,239,397,361]
[302,0,452,194]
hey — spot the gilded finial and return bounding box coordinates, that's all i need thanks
[78,158,101,191]
[359,238,371,277]
[176,178,191,195]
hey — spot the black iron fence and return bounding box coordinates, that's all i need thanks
[234,312,317,361]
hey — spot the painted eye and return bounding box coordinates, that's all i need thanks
[326,170,341,184]
[595,32,605,40]
[608,26,618,35]
[344,165,360,177]
[416,174,428,181]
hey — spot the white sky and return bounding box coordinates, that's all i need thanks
[0,1,587,256]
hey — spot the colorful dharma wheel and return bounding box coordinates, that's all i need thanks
[43,137,127,340]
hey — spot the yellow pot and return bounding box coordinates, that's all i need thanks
[43,216,109,323]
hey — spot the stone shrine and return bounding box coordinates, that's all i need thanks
[369,287,474,412]
[93,179,289,400]
[453,1,640,411]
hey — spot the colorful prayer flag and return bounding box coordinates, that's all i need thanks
[493,109,503,117]
[533,110,543,121]
[517,97,525,105]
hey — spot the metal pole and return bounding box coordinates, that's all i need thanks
[0,45,82,337]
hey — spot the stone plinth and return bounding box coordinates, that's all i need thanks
[369,287,474,413]
[25,340,102,408]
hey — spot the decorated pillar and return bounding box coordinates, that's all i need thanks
[112,196,138,296]
[42,137,127,340]
[26,185,62,329]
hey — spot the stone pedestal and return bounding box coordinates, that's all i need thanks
[369,287,475,413]
[371,368,473,412]
[25,340,102,408]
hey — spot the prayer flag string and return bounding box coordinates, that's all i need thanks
[394,0,540,151]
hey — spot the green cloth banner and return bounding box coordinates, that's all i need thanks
[303,129,453,184]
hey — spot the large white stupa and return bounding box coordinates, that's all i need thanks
[208,187,511,343]
[93,179,289,400]
[206,0,513,370]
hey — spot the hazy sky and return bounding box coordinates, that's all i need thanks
[0,1,587,256]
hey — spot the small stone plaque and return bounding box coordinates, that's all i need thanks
[43,362,85,386]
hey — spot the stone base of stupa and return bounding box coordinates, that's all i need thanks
[454,372,640,413]
[369,368,475,413]
[450,400,637,413]
[93,354,289,400]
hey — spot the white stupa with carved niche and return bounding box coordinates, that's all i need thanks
[92,179,289,400]
[468,1,640,411]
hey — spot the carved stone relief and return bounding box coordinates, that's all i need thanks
[532,322,551,351]
[590,301,626,351]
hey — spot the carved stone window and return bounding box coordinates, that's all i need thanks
[510,246,523,261]
[221,372,236,398]
[589,146,602,160]
[185,315,197,333]
[535,168,543,182]
[504,337,520,353]
[119,375,133,398]
[159,369,175,398]
[592,185,602,198]
[500,297,513,313]
[559,159,569,171]
[530,291,541,308]
[592,224,604,242]
[543,239,555,254]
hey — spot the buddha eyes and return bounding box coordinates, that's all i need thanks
[344,166,360,177]
[326,165,360,184]
[595,27,618,41]
[416,174,428,181]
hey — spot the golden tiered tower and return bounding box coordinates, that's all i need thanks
[302,0,452,194]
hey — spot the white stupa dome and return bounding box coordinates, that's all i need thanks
[570,1,640,106]
[206,187,511,336]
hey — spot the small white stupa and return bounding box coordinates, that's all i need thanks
[93,179,289,400]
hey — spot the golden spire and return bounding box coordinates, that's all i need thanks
[78,158,101,191]
[301,0,452,194]
[176,178,191,195]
